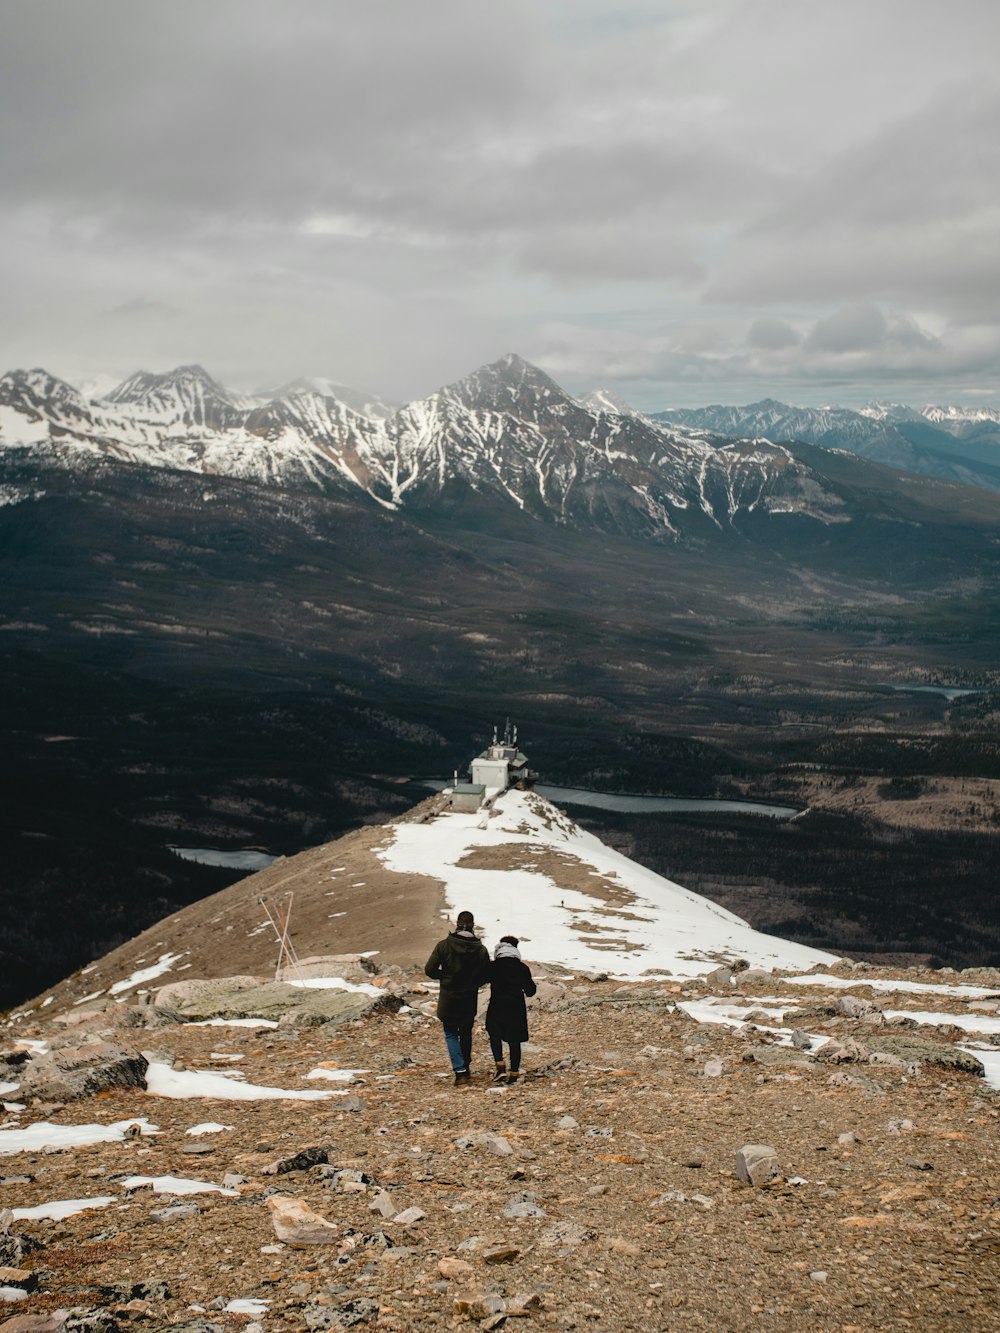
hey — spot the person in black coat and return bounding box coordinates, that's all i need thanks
[485,935,536,1083]
[424,909,491,1086]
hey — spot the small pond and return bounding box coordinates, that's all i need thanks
[169,847,278,870]
[890,684,986,702]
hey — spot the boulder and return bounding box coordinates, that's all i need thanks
[703,966,733,989]
[278,954,379,984]
[861,1031,985,1076]
[868,1051,914,1072]
[815,1037,869,1064]
[834,995,883,1020]
[0,1318,69,1333]
[439,1257,473,1279]
[454,1132,513,1157]
[735,1144,782,1188]
[529,981,567,1010]
[266,1195,340,1247]
[262,1147,330,1176]
[152,977,400,1028]
[730,967,773,988]
[16,1039,148,1103]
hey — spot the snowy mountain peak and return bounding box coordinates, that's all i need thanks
[579,388,641,417]
[104,364,228,405]
[447,354,574,417]
[267,377,395,421]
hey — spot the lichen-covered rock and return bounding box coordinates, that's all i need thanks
[834,995,883,1020]
[16,1040,148,1103]
[741,1046,812,1067]
[861,1031,985,1076]
[152,977,399,1028]
[815,1037,869,1064]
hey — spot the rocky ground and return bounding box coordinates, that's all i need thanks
[2,959,999,1333]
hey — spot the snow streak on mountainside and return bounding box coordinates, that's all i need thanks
[0,356,857,540]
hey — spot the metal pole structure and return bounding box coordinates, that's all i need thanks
[258,893,302,982]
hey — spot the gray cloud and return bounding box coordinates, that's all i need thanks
[1,0,998,406]
[748,318,800,350]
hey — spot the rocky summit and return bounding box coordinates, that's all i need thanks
[1,792,999,1331]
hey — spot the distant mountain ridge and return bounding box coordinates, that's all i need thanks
[653,397,1000,493]
[0,354,869,541]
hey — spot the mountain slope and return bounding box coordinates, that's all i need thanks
[21,788,838,1018]
[655,398,1000,493]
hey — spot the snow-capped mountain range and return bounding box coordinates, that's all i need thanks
[3,355,1000,541]
[654,398,1000,493]
[0,356,876,540]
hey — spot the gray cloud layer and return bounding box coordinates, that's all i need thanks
[2,0,998,407]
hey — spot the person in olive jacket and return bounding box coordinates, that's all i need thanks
[485,935,536,1083]
[424,909,491,1085]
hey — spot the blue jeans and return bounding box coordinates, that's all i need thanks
[442,1023,473,1073]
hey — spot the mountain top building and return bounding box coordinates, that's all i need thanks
[450,720,535,811]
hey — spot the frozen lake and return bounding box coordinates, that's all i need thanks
[419,780,800,820]
[169,847,278,870]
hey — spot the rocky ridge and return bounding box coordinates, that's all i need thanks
[1,954,998,1333]
[0,356,883,541]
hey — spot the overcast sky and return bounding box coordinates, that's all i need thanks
[2,0,998,409]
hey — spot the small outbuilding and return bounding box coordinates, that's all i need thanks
[450,781,486,813]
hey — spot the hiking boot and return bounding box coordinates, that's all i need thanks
[454,1069,471,1087]
[506,1070,520,1084]
[492,1062,507,1081]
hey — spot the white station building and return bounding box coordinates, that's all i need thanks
[450,721,534,811]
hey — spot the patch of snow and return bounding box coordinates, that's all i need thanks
[184,1018,279,1029]
[787,974,998,999]
[109,951,186,996]
[0,405,49,444]
[122,1174,239,1196]
[225,1299,271,1317]
[14,1039,48,1055]
[12,1196,116,1221]
[0,1082,19,1097]
[73,990,105,1005]
[883,1009,1000,1036]
[185,1122,234,1136]
[378,790,837,979]
[963,1044,1000,1090]
[209,1052,245,1061]
[286,976,383,997]
[305,1067,369,1082]
[144,1060,352,1101]
[0,1117,159,1156]
[678,997,784,1027]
